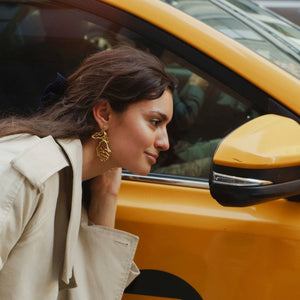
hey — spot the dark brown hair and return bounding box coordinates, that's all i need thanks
[0,46,176,140]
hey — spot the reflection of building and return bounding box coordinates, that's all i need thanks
[168,0,300,79]
[253,0,300,26]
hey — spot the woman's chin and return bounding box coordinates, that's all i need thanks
[127,166,151,176]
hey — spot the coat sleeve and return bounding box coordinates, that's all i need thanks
[69,209,139,300]
[0,171,39,270]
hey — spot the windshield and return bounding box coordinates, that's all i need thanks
[163,0,300,79]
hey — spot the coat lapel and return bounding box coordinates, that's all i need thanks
[11,135,84,289]
[56,138,83,286]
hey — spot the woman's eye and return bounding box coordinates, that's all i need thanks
[150,119,161,127]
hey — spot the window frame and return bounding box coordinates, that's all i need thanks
[3,0,300,188]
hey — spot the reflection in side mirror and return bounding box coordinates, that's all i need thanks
[209,114,300,207]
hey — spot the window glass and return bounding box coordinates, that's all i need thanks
[163,0,300,79]
[151,51,261,179]
[0,5,18,33]
[0,2,262,180]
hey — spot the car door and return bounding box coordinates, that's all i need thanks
[1,0,300,299]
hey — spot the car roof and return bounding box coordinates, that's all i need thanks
[101,0,300,115]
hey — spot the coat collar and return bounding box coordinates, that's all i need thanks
[11,135,69,188]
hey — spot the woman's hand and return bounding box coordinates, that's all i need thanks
[87,167,122,228]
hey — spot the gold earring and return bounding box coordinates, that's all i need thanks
[91,127,111,162]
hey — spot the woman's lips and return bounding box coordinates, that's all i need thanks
[145,152,158,164]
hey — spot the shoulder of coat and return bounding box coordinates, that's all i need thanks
[6,135,70,188]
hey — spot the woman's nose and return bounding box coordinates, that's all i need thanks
[155,128,170,151]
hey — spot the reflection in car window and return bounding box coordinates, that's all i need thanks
[151,51,261,179]
[0,1,262,181]
[226,0,300,44]
[163,0,300,79]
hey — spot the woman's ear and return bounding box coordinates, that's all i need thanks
[93,100,112,128]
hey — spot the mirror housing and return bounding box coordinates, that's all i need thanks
[209,114,300,207]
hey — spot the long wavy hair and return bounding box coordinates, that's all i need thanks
[0,46,176,141]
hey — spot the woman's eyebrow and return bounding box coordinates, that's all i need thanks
[151,111,168,121]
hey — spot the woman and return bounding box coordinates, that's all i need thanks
[0,46,176,299]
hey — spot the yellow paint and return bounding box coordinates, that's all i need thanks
[100,0,300,115]
[117,180,300,300]
[214,114,300,168]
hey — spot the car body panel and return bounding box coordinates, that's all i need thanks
[101,0,300,115]
[117,180,300,299]
[95,1,300,298]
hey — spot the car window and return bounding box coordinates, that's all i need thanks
[0,2,141,113]
[151,52,261,179]
[163,0,300,79]
[0,1,262,181]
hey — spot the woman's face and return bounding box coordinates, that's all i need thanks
[108,89,173,175]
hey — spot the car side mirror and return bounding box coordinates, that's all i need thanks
[209,114,300,207]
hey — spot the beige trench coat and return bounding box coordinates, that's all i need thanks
[0,134,139,299]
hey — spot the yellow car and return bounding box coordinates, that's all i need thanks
[1,0,300,299]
